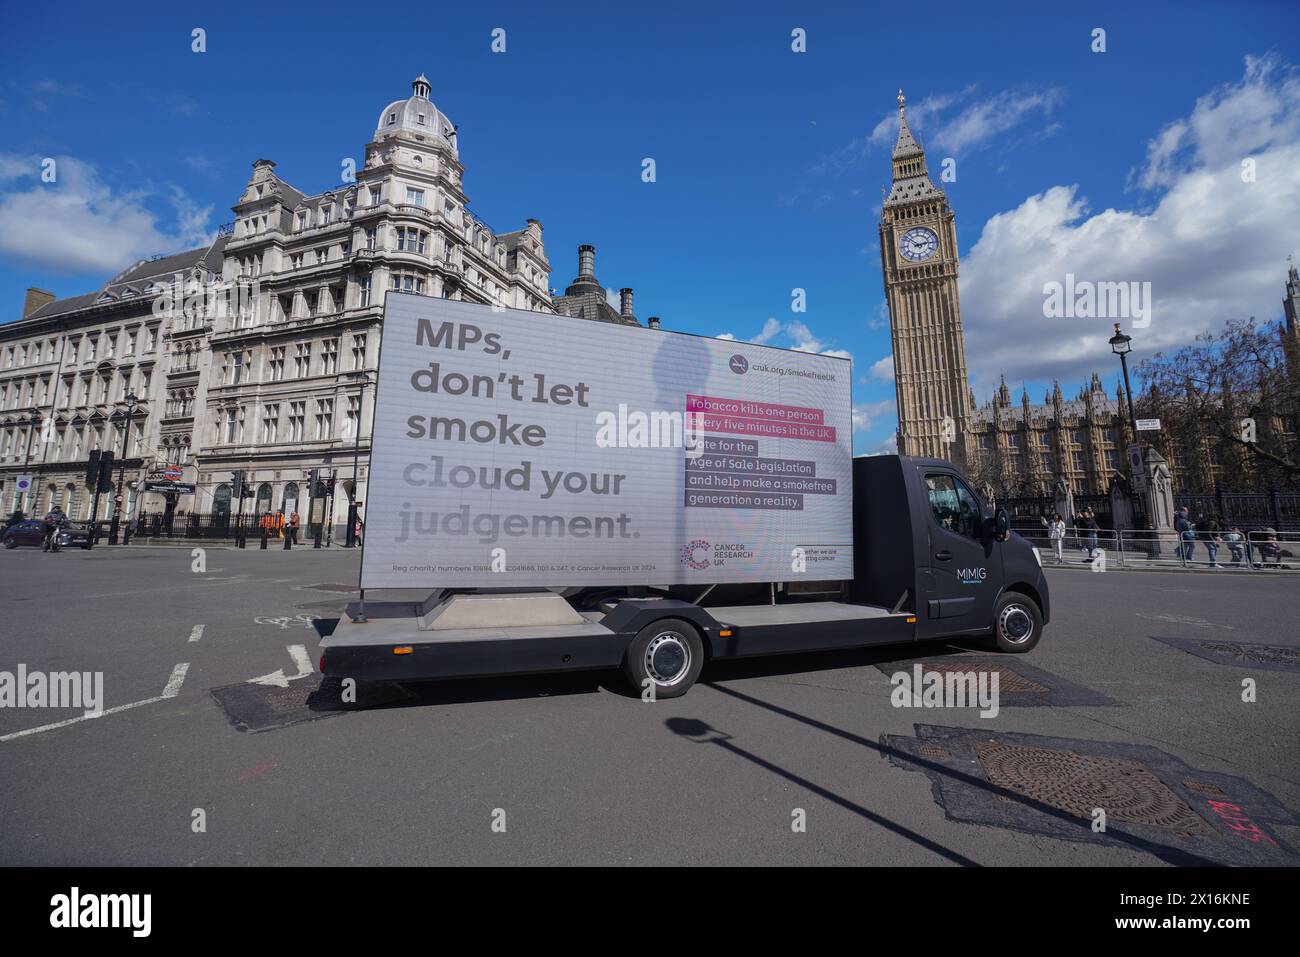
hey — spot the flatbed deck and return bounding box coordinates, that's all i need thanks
[320,597,916,685]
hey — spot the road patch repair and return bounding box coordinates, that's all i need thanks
[881,724,1299,865]
[209,644,412,732]
[873,654,1117,708]
[1149,636,1300,672]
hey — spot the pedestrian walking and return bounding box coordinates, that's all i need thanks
[1080,509,1100,561]
[1175,506,1195,562]
[353,515,364,546]
[1197,513,1223,567]
[289,510,300,545]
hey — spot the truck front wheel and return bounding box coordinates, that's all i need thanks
[991,592,1042,653]
[622,618,705,699]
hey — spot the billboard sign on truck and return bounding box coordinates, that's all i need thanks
[360,295,853,588]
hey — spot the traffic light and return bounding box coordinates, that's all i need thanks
[308,468,320,498]
[231,469,245,503]
[85,449,101,487]
[96,451,115,493]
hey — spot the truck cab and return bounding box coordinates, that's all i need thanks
[851,455,1048,650]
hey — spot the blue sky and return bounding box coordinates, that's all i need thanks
[2,0,1298,453]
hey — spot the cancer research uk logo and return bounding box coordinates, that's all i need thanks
[729,354,748,375]
[681,539,755,569]
[681,540,711,570]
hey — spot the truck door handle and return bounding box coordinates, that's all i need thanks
[934,550,953,561]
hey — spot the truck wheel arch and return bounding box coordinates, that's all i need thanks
[1000,581,1045,623]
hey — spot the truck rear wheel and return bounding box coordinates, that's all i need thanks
[622,618,704,699]
[991,592,1042,653]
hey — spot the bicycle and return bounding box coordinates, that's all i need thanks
[42,519,69,553]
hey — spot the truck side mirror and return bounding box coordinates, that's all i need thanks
[994,507,1010,542]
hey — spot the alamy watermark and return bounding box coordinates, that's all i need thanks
[890,664,1000,718]
[0,665,103,715]
[1042,273,1151,328]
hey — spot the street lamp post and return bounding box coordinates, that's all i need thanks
[1108,323,1139,439]
[109,392,139,545]
[19,408,41,516]
[345,372,373,548]
[1108,323,1145,529]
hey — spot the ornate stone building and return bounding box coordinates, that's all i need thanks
[967,374,1130,497]
[0,76,649,531]
[878,90,973,464]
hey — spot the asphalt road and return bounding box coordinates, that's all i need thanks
[1,542,1297,865]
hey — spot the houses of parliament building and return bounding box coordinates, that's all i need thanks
[877,90,1292,497]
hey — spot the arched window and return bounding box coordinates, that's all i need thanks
[282,482,299,513]
[256,483,272,514]
[213,484,232,517]
[63,483,77,514]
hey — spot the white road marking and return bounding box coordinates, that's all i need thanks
[188,624,205,643]
[248,645,315,688]
[0,662,190,744]
[162,662,190,697]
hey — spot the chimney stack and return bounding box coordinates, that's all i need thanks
[578,244,596,280]
[23,287,56,319]
[619,288,634,318]
[647,316,661,330]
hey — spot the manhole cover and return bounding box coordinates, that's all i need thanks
[1150,636,1300,672]
[882,725,1299,865]
[919,662,1048,694]
[1200,641,1300,665]
[973,740,1214,834]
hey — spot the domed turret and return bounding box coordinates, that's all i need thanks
[375,75,457,155]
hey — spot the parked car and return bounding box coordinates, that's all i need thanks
[1,520,91,550]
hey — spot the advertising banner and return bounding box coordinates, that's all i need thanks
[361,295,853,588]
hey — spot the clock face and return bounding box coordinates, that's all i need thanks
[900,227,939,262]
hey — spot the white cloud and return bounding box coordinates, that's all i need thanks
[1134,53,1300,190]
[0,154,214,274]
[751,317,782,344]
[852,400,896,433]
[715,318,851,360]
[869,84,1064,156]
[869,354,894,382]
[960,55,1300,397]
[867,298,890,331]
[858,433,899,456]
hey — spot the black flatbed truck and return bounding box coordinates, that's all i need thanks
[320,454,1050,698]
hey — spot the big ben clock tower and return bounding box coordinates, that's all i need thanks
[879,89,973,464]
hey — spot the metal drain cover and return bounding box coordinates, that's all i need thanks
[1200,641,1300,665]
[919,662,1048,694]
[883,725,1300,864]
[1150,636,1300,672]
[974,740,1214,834]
